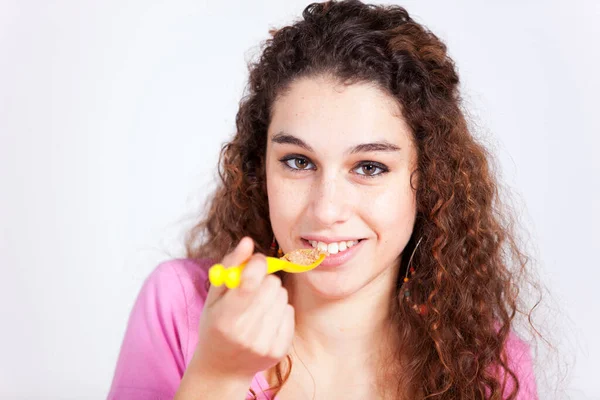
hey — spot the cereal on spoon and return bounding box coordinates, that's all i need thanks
[280,248,328,265]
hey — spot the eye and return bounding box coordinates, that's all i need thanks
[353,162,388,177]
[281,156,315,171]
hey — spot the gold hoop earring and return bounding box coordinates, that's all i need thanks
[402,236,427,315]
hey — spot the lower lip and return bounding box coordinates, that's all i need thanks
[301,239,364,268]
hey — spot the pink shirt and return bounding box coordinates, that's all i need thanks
[108,259,538,399]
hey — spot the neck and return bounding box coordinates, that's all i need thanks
[287,266,400,367]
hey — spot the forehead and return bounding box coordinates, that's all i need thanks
[268,76,413,145]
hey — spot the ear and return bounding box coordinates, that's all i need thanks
[410,169,424,213]
[409,168,420,191]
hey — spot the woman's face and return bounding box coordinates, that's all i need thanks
[266,76,418,299]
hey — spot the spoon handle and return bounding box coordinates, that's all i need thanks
[208,257,285,289]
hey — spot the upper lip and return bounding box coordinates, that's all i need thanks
[301,235,364,243]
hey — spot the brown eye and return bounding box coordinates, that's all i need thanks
[353,162,388,177]
[361,164,377,175]
[295,158,309,169]
[282,156,315,171]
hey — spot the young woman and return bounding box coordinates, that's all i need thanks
[109,1,540,398]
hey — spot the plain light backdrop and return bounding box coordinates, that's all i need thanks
[1,0,598,399]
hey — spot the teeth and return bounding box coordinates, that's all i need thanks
[327,242,339,254]
[309,239,359,254]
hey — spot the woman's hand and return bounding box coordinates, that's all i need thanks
[182,237,294,392]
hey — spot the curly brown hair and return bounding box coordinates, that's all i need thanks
[186,1,542,398]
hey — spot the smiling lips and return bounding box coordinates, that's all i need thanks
[305,239,360,255]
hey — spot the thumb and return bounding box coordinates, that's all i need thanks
[206,237,255,305]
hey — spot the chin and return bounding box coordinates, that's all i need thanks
[294,271,366,300]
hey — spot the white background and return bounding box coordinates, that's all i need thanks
[1,0,598,399]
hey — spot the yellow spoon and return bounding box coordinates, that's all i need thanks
[209,249,327,289]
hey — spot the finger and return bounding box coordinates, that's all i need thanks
[238,275,287,332]
[251,275,287,318]
[236,253,268,296]
[222,237,254,267]
[206,237,254,306]
[255,285,288,347]
[271,304,295,359]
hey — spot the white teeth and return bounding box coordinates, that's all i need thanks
[308,239,360,253]
[327,242,339,254]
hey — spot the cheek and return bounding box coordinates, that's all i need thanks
[266,171,306,231]
[364,179,417,239]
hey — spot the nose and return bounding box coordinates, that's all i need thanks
[308,172,351,228]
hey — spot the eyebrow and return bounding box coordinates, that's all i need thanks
[271,132,401,154]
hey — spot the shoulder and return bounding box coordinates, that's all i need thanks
[504,330,534,366]
[144,258,213,355]
[141,258,211,323]
[119,257,215,367]
[501,330,539,399]
[108,258,215,399]
[147,257,211,287]
[145,258,211,303]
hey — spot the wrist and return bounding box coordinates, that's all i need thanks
[176,368,253,400]
[187,363,254,385]
[189,348,256,381]
[175,353,255,400]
